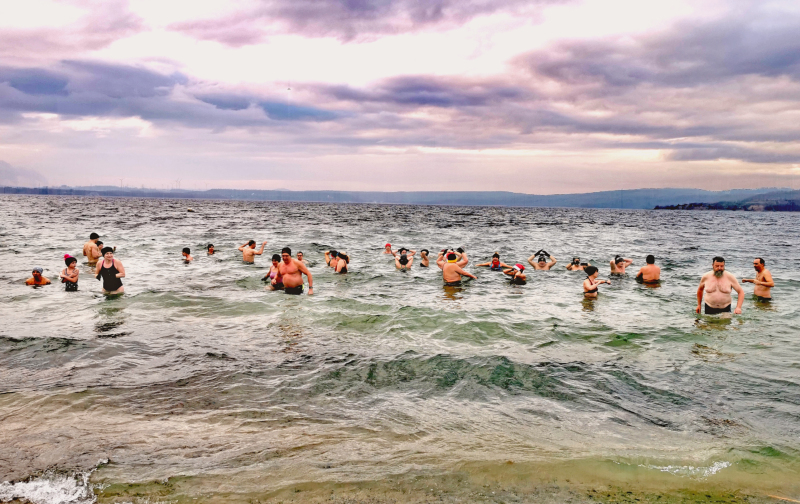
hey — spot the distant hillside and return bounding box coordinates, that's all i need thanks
[655,190,800,211]
[0,185,792,209]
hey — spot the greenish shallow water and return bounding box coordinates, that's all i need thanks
[0,195,799,503]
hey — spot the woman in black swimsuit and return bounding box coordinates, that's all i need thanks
[336,253,349,274]
[503,264,527,285]
[95,247,125,295]
[583,266,609,298]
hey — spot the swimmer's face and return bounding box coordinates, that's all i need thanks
[491,258,499,265]
[32,271,41,279]
[713,261,725,276]
[281,252,291,263]
[208,246,214,254]
[385,245,392,251]
[297,253,303,260]
[538,258,546,264]
[753,259,763,272]
[272,259,279,266]
[104,251,114,260]
[589,271,599,279]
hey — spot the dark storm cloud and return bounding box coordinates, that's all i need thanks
[0,68,69,96]
[520,14,800,93]
[169,0,566,46]
[196,94,252,111]
[665,145,800,164]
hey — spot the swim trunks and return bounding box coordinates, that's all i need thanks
[705,304,731,315]
[284,285,304,295]
[444,281,462,287]
[272,282,284,290]
[510,279,526,285]
[754,296,772,302]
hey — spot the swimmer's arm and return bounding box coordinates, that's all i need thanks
[476,261,490,267]
[696,276,707,313]
[502,268,514,276]
[546,256,557,267]
[324,251,331,265]
[730,274,744,313]
[526,254,537,267]
[407,250,416,257]
[238,243,247,252]
[335,260,346,273]
[457,253,468,267]
[115,260,125,278]
[61,270,79,282]
[757,271,775,287]
[95,262,103,277]
[456,266,477,280]
[624,259,634,267]
[635,268,644,280]
[254,241,267,255]
[500,262,512,269]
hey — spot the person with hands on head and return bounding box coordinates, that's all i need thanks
[277,247,313,295]
[567,257,589,271]
[396,249,414,270]
[742,257,774,301]
[610,255,633,274]
[419,249,430,267]
[325,250,339,269]
[238,240,268,263]
[583,266,609,298]
[528,249,557,270]
[438,251,476,286]
[696,256,744,315]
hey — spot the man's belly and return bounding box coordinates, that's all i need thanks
[754,285,771,297]
[705,290,732,307]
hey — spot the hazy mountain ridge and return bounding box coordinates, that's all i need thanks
[655,189,800,211]
[0,185,793,209]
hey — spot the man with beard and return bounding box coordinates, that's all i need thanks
[278,247,313,295]
[696,256,744,315]
[742,257,774,301]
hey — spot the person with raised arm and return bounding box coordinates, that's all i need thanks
[527,249,557,270]
[238,240,268,263]
[476,252,510,271]
[610,255,633,274]
[437,251,476,286]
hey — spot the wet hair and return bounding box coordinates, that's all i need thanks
[447,252,457,261]
[282,247,292,255]
[182,247,190,255]
[398,248,408,254]
[96,241,104,248]
[492,252,500,259]
[755,257,765,265]
[272,254,281,261]
[90,232,99,240]
[207,244,214,250]
[248,240,256,246]
[584,265,599,276]
[614,255,624,264]
[646,255,655,264]
[456,247,464,254]
[398,255,409,265]
[420,249,429,255]
[64,255,77,266]
[339,253,349,263]
[712,256,725,264]
[101,247,114,256]
[330,250,339,257]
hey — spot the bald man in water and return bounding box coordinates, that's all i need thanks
[696,256,744,315]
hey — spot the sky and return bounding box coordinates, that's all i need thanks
[1,0,799,193]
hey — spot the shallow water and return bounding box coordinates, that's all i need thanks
[1,195,799,503]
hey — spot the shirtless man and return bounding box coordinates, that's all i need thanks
[635,255,661,283]
[277,247,313,295]
[742,257,774,301]
[437,251,477,286]
[83,232,101,266]
[610,255,633,274]
[238,240,268,263]
[527,249,557,270]
[182,247,194,262]
[477,253,510,271]
[25,267,51,286]
[696,256,744,315]
[296,251,307,265]
[566,257,590,271]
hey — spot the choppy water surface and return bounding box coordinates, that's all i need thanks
[1,195,799,503]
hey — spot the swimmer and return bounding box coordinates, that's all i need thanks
[265,254,284,290]
[635,255,661,283]
[527,249,557,270]
[82,232,101,266]
[335,252,349,274]
[238,240,268,263]
[503,264,527,285]
[60,255,79,291]
[610,255,633,274]
[383,243,395,256]
[583,266,609,298]
[456,247,469,266]
[566,257,590,271]
[277,247,313,295]
[419,249,430,267]
[325,250,339,269]
[476,253,510,271]
[396,250,414,270]
[742,257,774,301]
[696,256,744,315]
[207,244,215,255]
[296,251,307,265]
[25,267,51,286]
[95,247,125,295]
[182,247,194,262]
[437,251,476,286]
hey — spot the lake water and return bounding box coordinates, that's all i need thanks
[1,195,799,503]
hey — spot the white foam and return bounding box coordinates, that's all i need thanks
[0,470,95,504]
[641,461,732,479]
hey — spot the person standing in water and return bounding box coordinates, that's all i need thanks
[25,267,51,286]
[277,247,313,295]
[438,251,476,286]
[325,250,339,269]
[238,240,268,263]
[477,253,510,271]
[182,247,194,262]
[742,257,774,301]
[610,255,633,274]
[83,233,101,266]
[296,251,307,265]
[635,255,661,283]
[335,252,349,274]
[95,247,125,295]
[696,256,744,315]
[419,249,430,267]
[265,254,284,290]
[60,255,79,291]
[527,250,557,270]
[583,266,609,298]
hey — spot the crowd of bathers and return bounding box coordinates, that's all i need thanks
[22,233,775,313]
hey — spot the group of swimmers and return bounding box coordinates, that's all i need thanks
[23,233,775,314]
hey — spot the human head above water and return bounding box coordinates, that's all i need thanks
[207,244,214,251]
[32,267,43,276]
[90,232,99,240]
[447,253,457,262]
[248,240,256,247]
[584,265,599,277]
[614,255,624,264]
[755,257,765,265]
[420,249,429,256]
[330,250,338,257]
[64,255,77,266]
[271,254,280,262]
[101,247,114,257]
[646,255,655,264]
[492,252,500,259]
[282,247,292,256]
[182,247,190,255]
[572,257,580,264]
[712,256,725,276]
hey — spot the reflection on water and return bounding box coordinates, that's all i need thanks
[1,195,799,500]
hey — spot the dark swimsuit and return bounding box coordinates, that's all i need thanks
[444,280,462,287]
[585,280,598,294]
[284,285,304,295]
[339,265,348,274]
[510,277,526,285]
[705,304,731,314]
[97,260,123,292]
[62,268,78,291]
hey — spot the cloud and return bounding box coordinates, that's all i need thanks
[0,160,48,187]
[169,0,563,46]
